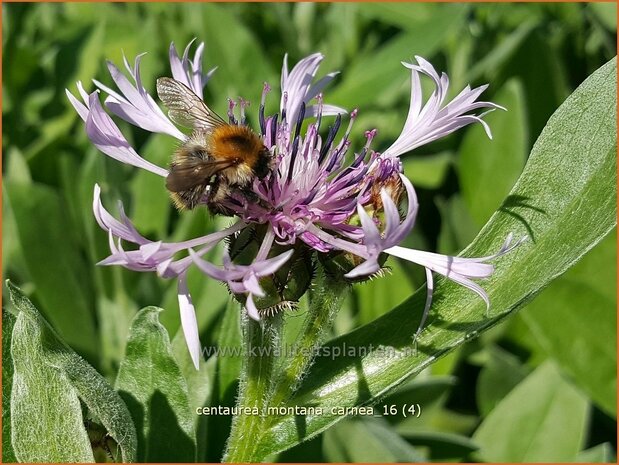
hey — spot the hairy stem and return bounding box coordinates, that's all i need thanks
[269,269,349,409]
[222,313,283,463]
[223,268,349,462]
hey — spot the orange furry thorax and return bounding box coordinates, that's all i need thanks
[208,125,263,167]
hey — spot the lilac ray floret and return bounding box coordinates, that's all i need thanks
[382,56,505,159]
[387,234,526,338]
[66,88,168,177]
[343,174,420,278]
[92,54,186,140]
[93,184,246,278]
[169,40,217,99]
[189,249,295,321]
[280,53,345,126]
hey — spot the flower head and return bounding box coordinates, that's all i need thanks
[68,40,519,369]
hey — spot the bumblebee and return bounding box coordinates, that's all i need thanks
[156,77,272,214]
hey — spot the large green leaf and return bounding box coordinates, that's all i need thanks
[115,307,196,462]
[521,230,617,415]
[2,311,17,463]
[6,281,137,463]
[247,57,617,460]
[472,361,589,461]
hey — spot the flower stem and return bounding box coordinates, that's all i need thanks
[223,268,349,463]
[269,269,349,409]
[223,313,283,463]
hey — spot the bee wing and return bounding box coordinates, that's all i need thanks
[156,77,227,130]
[166,158,238,192]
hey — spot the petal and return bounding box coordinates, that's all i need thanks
[84,93,169,177]
[357,203,381,245]
[344,257,380,279]
[245,294,261,321]
[416,267,434,339]
[382,57,502,158]
[242,273,265,297]
[253,249,295,277]
[178,274,202,370]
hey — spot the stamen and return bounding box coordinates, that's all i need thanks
[281,91,288,124]
[319,113,342,163]
[325,139,350,172]
[259,82,270,136]
[270,114,278,147]
[227,98,238,125]
[364,128,377,148]
[351,147,369,169]
[238,97,249,126]
[294,101,306,139]
[315,93,324,131]
[287,136,300,183]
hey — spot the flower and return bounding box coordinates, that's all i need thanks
[67,40,520,369]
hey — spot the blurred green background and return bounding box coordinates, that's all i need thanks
[3,2,617,462]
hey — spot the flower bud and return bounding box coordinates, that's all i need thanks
[228,225,315,316]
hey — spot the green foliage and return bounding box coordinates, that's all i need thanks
[6,282,137,462]
[521,230,617,416]
[115,307,196,462]
[5,182,98,359]
[3,3,616,463]
[473,362,589,461]
[458,79,527,226]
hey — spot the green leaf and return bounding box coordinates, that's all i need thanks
[248,57,617,460]
[576,442,615,463]
[197,3,276,110]
[458,79,528,226]
[436,195,479,255]
[402,151,453,190]
[4,182,98,359]
[115,307,196,462]
[521,230,617,415]
[355,259,415,325]
[399,431,479,461]
[7,281,137,463]
[2,311,17,463]
[129,136,174,237]
[589,3,617,31]
[358,3,447,31]
[215,299,243,401]
[472,361,589,461]
[329,4,468,109]
[172,330,215,462]
[465,20,537,83]
[378,376,457,421]
[206,299,243,462]
[323,418,424,462]
[476,345,529,417]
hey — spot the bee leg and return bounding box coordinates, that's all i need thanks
[207,177,236,217]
